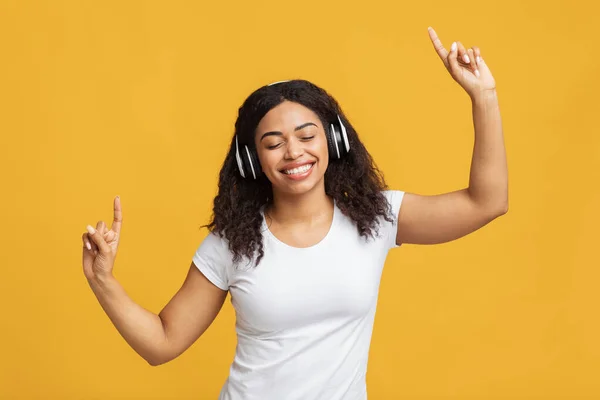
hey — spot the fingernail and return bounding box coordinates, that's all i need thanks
[86,242,91,250]
[477,56,481,63]
[464,54,470,63]
[475,69,480,77]
[87,225,96,235]
[451,42,457,52]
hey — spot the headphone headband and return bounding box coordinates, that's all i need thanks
[267,80,291,86]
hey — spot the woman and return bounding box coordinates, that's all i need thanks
[81,27,507,399]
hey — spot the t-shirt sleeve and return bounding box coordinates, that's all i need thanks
[382,190,405,250]
[192,231,231,291]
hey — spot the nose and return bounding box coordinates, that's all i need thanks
[284,137,304,159]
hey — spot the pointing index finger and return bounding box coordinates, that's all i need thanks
[111,195,122,235]
[428,27,449,68]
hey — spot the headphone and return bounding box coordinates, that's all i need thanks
[235,80,351,180]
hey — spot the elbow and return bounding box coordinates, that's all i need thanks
[493,201,509,217]
[146,344,176,367]
[145,345,171,366]
[147,355,168,367]
[147,358,162,367]
[481,200,508,221]
[499,195,509,215]
[488,192,509,218]
[148,317,171,366]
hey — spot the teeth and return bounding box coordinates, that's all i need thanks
[284,163,313,175]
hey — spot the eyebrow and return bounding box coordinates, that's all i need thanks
[260,122,317,141]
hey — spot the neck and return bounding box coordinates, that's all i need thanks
[267,182,333,225]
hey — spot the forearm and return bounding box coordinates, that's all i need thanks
[467,89,508,212]
[88,275,168,365]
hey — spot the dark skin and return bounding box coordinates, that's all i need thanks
[254,100,334,248]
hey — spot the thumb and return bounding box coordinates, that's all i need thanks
[104,230,116,242]
[87,225,110,254]
[477,56,492,75]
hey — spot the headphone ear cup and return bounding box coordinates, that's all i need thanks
[241,145,261,180]
[247,147,262,179]
[236,136,262,179]
[326,123,339,160]
[337,114,350,154]
[235,136,247,178]
[327,119,350,160]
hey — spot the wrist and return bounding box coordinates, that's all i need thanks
[471,88,498,104]
[88,273,117,293]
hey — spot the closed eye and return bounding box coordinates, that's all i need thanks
[266,136,315,150]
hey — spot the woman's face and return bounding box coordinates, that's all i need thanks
[254,101,329,196]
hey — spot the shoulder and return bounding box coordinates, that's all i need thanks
[195,230,231,258]
[381,190,405,220]
[192,230,234,291]
[380,190,406,249]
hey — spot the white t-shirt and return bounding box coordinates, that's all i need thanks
[192,190,405,400]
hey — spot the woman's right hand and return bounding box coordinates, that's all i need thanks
[82,196,123,282]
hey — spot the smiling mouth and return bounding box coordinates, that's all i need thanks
[280,162,315,175]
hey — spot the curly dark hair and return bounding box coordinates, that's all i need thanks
[202,79,395,267]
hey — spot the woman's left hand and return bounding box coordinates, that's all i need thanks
[427,27,496,100]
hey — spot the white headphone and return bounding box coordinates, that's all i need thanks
[235,80,350,179]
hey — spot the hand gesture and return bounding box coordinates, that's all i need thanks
[82,196,122,282]
[427,26,496,99]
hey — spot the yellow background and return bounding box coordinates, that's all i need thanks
[1,0,598,398]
